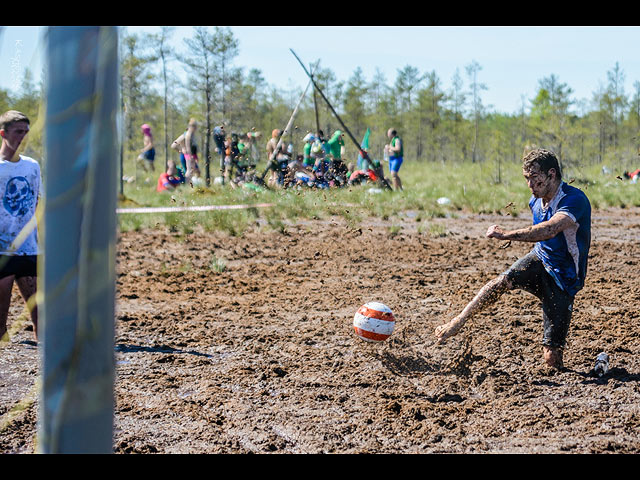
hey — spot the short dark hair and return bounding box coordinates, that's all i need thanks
[522,148,562,180]
[0,110,30,132]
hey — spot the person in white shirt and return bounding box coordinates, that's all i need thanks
[170,118,200,184]
[0,110,41,344]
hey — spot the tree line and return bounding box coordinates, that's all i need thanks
[3,27,640,183]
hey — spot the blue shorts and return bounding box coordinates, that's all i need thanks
[143,148,155,162]
[389,156,403,173]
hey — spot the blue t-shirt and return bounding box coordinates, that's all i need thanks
[530,182,591,297]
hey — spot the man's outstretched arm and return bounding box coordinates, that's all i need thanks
[434,212,576,344]
[486,212,576,243]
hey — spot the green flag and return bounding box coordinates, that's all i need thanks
[361,128,370,150]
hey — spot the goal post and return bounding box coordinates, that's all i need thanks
[38,26,119,454]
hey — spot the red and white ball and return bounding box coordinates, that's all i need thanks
[353,302,396,342]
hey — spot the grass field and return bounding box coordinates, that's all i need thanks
[119,158,640,235]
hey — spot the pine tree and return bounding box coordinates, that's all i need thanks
[343,67,368,140]
[606,62,627,153]
[182,27,218,185]
[465,60,487,163]
[148,27,175,170]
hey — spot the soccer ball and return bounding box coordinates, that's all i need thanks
[353,302,396,342]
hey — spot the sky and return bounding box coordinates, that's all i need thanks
[1,26,639,114]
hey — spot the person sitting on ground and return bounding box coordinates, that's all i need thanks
[281,133,315,185]
[327,130,347,185]
[348,167,378,186]
[348,150,381,186]
[157,160,181,192]
[623,168,640,182]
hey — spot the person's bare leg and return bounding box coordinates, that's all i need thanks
[138,156,148,173]
[391,172,403,191]
[0,275,15,342]
[16,276,37,341]
[543,346,563,369]
[394,173,403,190]
[296,164,315,181]
[435,274,511,343]
[185,158,194,185]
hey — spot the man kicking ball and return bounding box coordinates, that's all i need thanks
[435,148,591,369]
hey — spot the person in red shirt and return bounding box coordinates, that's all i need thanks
[623,168,640,181]
[157,160,181,192]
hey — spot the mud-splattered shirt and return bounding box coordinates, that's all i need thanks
[530,182,591,297]
[0,155,41,255]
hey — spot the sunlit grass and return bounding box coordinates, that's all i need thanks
[117,158,640,234]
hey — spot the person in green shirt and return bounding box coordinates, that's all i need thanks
[385,128,404,191]
[327,130,344,160]
[302,133,316,168]
[327,130,348,185]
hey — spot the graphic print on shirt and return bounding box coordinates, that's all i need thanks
[3,176,35,217]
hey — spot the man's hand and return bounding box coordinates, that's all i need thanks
[486,224,508,240]
[487,214,576,244]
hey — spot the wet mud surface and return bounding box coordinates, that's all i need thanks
[2,207,640,453]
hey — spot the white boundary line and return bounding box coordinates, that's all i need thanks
[116,203,276,214]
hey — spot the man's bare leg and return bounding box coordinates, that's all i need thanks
[435,274,511,343]
[16,276,37,341]
[0,275,15,342]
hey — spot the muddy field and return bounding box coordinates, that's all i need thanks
[2,207,640,453]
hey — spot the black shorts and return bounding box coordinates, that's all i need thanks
[503,251,574,349]
[143,147,155,162]
[0,255,38,280]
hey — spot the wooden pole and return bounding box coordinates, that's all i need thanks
[258,61,319,182]
[290,49,391,189]
[311,62,321,134]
